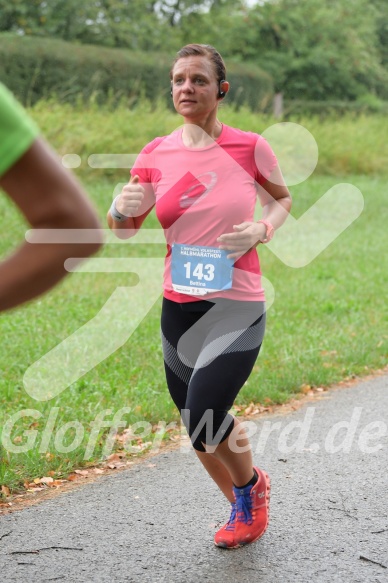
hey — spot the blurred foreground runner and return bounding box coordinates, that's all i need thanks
[0,82,102,312]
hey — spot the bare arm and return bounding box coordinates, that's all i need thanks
[257,164,292,230]
[0,137,103,312]
[217,164,292,259]
[106,208,137,239]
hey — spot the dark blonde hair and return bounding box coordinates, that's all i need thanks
[170,44,226,82]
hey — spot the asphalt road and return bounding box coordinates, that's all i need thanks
[0,374,387,583]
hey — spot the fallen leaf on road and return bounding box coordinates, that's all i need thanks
[67,474,80,482]
[39,477,54,485]
[106,453,125,462]
[1,486,10,497]
[244,403,254,415]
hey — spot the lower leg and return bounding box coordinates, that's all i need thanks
[194,449,234,503]
[193,416,255,498]
[210,416,255,488]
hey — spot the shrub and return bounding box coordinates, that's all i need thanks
[0,33,274,111]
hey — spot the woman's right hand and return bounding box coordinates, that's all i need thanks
[115,175,145,217]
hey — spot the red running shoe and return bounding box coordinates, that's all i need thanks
[214,467,270,549]
[214,502,237,548]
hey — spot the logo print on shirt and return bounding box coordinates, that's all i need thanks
[179,171,217,209]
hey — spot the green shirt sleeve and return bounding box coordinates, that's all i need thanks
[0,83,40,177]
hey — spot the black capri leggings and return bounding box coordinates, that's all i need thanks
[161,297,266,452]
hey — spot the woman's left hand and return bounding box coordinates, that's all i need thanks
[217,222,267,260]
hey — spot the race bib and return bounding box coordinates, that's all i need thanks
[171,243,234,296]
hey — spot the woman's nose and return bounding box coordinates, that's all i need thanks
[181,80,194,92]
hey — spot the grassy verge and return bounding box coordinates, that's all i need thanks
[0,172,387,492]
[29,99,388,178]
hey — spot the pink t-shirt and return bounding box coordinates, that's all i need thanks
[130,123,277,303]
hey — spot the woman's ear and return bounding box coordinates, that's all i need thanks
[218,80,230,99]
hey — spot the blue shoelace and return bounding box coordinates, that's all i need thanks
[234,486,254,525]
[225,486,254,530]
[225,502,237,531]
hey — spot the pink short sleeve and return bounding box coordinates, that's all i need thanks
[130,137,162,185]
[254,135,278,185]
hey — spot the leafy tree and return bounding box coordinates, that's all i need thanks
[371,0,388,70]
[1,0,387,100]
[0,0,47,36]
[231,0,388,100]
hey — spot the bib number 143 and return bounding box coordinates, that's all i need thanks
[184,262,215,281]
[171,243,233,295]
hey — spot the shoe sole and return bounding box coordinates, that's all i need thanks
[214,471,271,550]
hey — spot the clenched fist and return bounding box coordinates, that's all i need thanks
[115,175,145,217]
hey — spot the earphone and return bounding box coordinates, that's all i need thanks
[218,80,226,99]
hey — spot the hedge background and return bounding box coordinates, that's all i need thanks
[0,33,274,111]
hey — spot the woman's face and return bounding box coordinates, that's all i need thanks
[171,56,220,120]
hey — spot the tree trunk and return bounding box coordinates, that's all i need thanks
[273,92,283,118]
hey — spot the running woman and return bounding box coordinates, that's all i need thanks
[107,44,292,549]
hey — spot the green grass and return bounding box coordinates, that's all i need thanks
[29,99,388,178]
[0,127,387,492]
